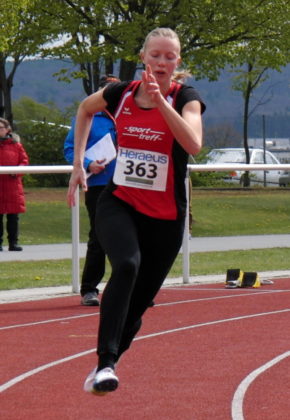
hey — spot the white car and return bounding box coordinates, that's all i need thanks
[205,148,283,186]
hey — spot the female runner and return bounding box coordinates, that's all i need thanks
[67,27,205,395]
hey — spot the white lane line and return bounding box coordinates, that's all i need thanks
[168,287,290,293]
[1,290,287,330]
[1,308,290,393]
[231,351,290,420]
[157,290,286,307]
[0,349,95,393]
[0,313,98,330]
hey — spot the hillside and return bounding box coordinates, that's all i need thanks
[192,65,290,137]
[8,59,290,137]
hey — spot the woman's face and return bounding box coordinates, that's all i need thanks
[0,123,9,137]
[141,36,181,85]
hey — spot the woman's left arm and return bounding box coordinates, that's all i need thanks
[19,144,29,166]
[158,98,203,155]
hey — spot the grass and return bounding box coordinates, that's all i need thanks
[1,248,289,291]
[191,188,290,236]
[19,187,290,244]
[20,189,89,244]
[1,187,290,290]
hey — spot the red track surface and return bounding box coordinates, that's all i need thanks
[1,278,290,420]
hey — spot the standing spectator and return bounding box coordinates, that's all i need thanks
[0,118,29,251]
[64,75,120,306]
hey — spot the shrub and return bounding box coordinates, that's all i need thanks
[190,148,228,187]
[16,121,70,187]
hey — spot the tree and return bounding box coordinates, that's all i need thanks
[13,96,69,125]
[0,0,30,50]
[39,1,290,91]
[231,62,270,185]
[18,121,70,187]
[2,0,290,125]
[0,0,28,117]
[40,0,182,91]
[205,123,242,148]
[0,0,58,124]
[229,2,290,186]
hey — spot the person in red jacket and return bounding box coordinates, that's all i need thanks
[0,118,29,251]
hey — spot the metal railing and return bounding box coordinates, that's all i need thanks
[2,163,290,292]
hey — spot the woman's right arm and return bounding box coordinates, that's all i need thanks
[67,90,108,206]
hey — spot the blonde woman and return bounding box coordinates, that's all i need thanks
[67,27,206,395]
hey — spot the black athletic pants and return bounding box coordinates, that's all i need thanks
[0,214,19,245]
[81,185,106,296]
[95,190,185,361]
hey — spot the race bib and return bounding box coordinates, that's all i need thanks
[113,147,169,191]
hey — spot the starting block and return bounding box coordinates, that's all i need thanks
[225,269,260,288]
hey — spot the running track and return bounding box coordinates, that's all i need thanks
[1,278,290,420]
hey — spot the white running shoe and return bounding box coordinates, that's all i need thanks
[84,367,119,396]
[81,292,100,306]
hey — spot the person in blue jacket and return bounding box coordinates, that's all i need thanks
[64,75,119,306]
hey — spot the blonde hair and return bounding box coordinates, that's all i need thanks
[141,27,181,54]
[172,70,191,83]
[141,28,191,83]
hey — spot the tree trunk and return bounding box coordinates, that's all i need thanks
[0,88,4,117]
[0,55,13,125]
[81,62,93,95]
[105,59,114,76]
[242,65,253,187]
[119,59,137,81]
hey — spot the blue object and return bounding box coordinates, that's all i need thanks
[64,112,116,186]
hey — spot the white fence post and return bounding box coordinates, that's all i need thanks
[182,169,190,284]
[71,186,80,293]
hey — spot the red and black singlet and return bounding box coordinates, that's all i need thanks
[103,80,205,220]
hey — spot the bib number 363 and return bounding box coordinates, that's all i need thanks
[113,147,169,191]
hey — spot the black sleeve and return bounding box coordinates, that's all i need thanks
[175,85,206,115]
[103,81,132,115]
[103,81,206,115]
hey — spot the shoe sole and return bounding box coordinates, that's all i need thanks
[90,389,108,396]
[93,378,119,394]
[81,301,100,306]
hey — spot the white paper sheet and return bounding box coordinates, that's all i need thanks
[85,132,116,178]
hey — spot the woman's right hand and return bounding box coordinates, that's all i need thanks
[67,166,87,207]
[142,65,163,106]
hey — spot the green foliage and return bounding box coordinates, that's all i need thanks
[17,121,70,187]
[2,0,290,134]
[39,0,290,82]
[190,148,228,187]
[13,96,68,124]
[0,0,30,51]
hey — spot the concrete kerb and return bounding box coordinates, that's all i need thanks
[1,270,290,304]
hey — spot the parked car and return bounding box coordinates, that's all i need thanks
[205,148,283,186]
[279,171,290,187]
